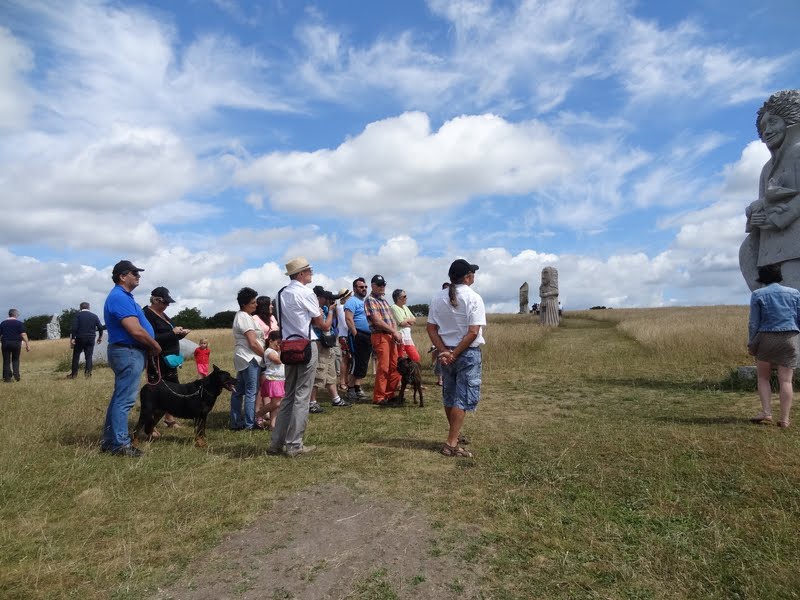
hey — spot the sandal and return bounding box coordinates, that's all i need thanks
[750,412,773,424]
[441,443,473,458]
[164,419,181,428]
[777,420,790,428]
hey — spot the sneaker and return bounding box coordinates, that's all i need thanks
[332,398,352,408]
[286,445,316,458]
[355,389,368,400]
[309,401,325,414]
[109,445,144,457]
[346,388,359,401]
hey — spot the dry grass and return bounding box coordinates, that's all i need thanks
[2,307,800,599]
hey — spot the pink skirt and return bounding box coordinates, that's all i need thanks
[261,379,285,399]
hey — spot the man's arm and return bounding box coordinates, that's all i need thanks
[21,332,30,352]
[120,317,161,354]
[344,308,356,335]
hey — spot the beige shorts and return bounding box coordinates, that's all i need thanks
[314,342,337,387]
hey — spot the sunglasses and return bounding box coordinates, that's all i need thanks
[356,285,367,289]
[122,271,141,277]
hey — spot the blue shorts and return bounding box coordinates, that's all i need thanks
[441,347,482,411]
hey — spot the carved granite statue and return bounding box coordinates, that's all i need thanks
[539,267,560,326]
[46,314,60,340]
[740,89,800,291]
[519,282,529,314]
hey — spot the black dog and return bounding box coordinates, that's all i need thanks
[396,356,424,407]
[134,365,236,447]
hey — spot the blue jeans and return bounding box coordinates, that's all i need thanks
[102,345,145,450]
[230,358,260,429]
[441,347,482,412]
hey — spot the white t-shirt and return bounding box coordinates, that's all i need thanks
[277,280,321,340]
[263,347,285,380]
[427,284,486,347]
[336,302,348,337]
[232,310,265,372]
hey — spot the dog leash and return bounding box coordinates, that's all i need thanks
[146,355,205,399]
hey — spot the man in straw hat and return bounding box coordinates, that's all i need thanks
[268,257,326,458]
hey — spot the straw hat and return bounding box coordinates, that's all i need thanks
[338,287,353,300]
[285,257,311,276]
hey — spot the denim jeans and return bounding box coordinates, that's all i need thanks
[441,347,482,411]
[230,358,261,429]
[102,344,146,450]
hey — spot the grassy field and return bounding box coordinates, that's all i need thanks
[2,306,800,599]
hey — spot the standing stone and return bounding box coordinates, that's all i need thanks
[519,282,529,314]
[539,267,560,327]
[46,314,60,340]
[740,89,800,291]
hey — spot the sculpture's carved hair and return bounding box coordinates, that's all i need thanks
[756,90,800,136]
[540,266,558,291]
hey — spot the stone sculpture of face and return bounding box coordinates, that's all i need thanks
[759,111,787,151]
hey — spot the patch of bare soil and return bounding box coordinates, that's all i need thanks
[149,484,482,600]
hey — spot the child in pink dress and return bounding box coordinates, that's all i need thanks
[194,338,211,377]
[256,331,284,430]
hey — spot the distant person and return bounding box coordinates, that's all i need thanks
[748,263,800,428]
[391,288,421,362]
[344,277,372,402]
[68,302,104,379]
[0,309,30,383]
[427,259,486,458]
[194,338,211,376]
[364,274,403,405]
[143,286,190,429]
[268,257,324,458]
[101,260,161,457]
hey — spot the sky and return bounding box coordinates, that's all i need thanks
[1,0,799,319]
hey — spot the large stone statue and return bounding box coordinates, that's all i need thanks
[740,89,800,291]
[539,267,560,326]
[519,282,529,314]
[46,314,60,340]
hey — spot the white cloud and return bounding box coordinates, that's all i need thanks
[236,111,570,221]
[0,26,34,130]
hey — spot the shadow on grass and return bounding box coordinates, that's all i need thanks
[372,437,448,453]
[652,415,744,426]
[587,376,736,393]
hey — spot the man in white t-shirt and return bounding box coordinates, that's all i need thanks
[268,257,325,458]
[427,259,486,459]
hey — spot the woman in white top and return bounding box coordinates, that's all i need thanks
[427,259,486,459]
[390,288,421,362]
[230,287,265,430]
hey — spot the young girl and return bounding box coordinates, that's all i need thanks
[194,338,211,377]
[256,330,284,430]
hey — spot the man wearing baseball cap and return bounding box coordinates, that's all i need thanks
[101,260,161,457]
[363,274,403,405]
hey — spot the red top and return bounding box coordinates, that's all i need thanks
[194,347,211,365]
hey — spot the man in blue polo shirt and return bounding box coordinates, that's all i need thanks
[344,277,372,401]
[101,260,161,457]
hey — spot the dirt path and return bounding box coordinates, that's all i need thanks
[149,484,481,600]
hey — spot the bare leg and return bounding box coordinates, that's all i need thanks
[777,365,794,424]
[444,405,466,448]
[756,360,774,415]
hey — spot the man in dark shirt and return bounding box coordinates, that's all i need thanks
[0,309,30,382]
[68,302,104,379]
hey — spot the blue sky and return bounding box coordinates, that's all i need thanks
[2,0,799,318]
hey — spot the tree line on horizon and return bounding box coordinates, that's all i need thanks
[22,304,431,340]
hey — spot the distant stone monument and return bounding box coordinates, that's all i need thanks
[740,89,800,291]
[46,314,60,340]
[539,267,560,327]
[519,282,529,314]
